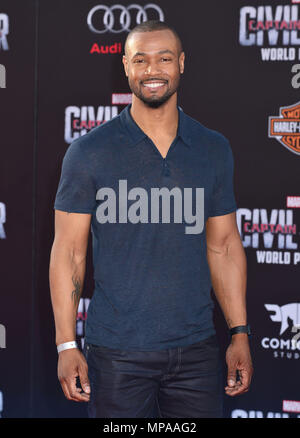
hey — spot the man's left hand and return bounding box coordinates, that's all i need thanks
[225,334,253,396]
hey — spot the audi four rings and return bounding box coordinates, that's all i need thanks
[87,4,165,34]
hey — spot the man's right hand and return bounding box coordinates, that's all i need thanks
[57,348,90,402]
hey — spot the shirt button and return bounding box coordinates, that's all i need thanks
[162,160,170,176]
[163,168,170,177]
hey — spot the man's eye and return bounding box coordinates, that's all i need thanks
[134,59,144,63]
[161,57,172,62]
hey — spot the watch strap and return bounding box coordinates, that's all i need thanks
[229,324,251,337]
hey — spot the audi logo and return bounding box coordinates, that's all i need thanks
[87,3,165,34]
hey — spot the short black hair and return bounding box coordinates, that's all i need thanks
[124,20,183,56]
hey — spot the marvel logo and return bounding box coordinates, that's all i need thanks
[286,196,300,208]
[112,93,132,105]
[283,400,300,413]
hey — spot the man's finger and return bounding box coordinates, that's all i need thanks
[225,380,242,391]
[225,380,249,396]
[239,368,251,388]
[78,364,91,395]
[60,378,81,402]
[66,376,90,402]
[227,365,237,387]
[226,387,248,396]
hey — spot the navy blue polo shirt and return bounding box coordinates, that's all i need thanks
[54,104,237,351]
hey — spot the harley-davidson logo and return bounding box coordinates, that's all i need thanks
[268,102,300,155]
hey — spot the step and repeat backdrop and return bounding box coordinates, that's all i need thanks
[0,0,299,418]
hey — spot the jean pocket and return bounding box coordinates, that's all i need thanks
[86,343,129,370]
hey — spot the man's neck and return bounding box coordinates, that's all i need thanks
[130,93,179,140]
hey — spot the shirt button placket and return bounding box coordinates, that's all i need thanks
[162,160,170,177]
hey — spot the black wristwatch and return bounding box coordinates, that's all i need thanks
[229,324,251,338]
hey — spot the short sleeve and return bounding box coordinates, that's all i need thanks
[54,139,96,214]
[209,138,238,217]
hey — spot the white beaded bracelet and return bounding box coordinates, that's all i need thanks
[57,341,78,354]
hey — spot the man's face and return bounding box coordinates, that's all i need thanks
[123,29,185,108]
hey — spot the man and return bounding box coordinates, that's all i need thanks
[50,20,253,418]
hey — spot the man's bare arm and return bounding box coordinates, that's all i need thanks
[49,210,92,402]
[206,211,253,396]
[206,212,247,330]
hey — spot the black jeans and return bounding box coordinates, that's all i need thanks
[83,334,224,418]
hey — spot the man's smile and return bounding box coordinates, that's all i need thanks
[142,80,167,91]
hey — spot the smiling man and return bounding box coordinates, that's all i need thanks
[50,20,253,418]
[124,26,183,109]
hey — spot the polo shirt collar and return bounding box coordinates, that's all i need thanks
[177,106,192,147]
[120,104,192,148]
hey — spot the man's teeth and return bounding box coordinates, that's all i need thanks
[143,82,165,88]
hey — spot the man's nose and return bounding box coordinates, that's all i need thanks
[144,62,161,75]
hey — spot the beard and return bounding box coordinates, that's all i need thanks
[128,74,180,108]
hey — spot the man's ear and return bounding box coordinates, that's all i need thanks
[179,51,185,74]
[122,55,129,77]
